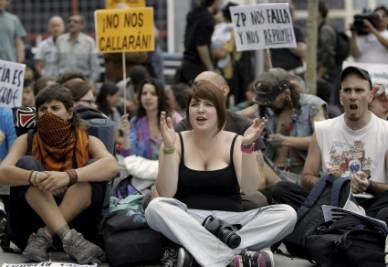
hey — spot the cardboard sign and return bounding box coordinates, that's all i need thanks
[343,61,388,90]
[230,3,296,51]
[105,0,145,9]
[95,7,154,53]
[0,59,25,108]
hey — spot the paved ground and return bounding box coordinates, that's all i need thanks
[0,250,314,266]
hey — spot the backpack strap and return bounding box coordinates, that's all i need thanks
[297,174,333,220]
[330,176,351,206]
[26,130,34,155]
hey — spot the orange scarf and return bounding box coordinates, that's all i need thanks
[32,113,89,171]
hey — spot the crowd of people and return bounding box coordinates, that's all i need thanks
[1,0,388,266]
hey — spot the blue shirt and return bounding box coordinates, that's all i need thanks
[0,107,16,160]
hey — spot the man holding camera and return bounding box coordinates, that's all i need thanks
[350,5,388,64]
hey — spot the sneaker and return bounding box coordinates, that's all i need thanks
[22,228,53,262]
[232,249,274,267]
[62,229,104,264]
[176,247,193,267]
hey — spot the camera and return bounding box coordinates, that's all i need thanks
[202,215,241,249]
[351,12,380,35]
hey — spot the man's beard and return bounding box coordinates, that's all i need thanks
[273,97,292,114]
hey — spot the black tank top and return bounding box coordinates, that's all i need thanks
[175,132,243,211]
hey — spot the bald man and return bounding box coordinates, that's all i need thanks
[35,16,65,77]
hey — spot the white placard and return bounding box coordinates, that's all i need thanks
[230,3,296,51]
[0,59,25,108]
[2,262,97,267]
[343,61,388,89]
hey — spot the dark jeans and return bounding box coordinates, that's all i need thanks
[265,180,388,224]
[9,156,106,250]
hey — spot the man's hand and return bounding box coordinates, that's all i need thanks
[351,171,369,194]
[267,133,285,148]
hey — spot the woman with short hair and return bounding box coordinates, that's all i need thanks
[0,84,119,264]
[145,80,296,267]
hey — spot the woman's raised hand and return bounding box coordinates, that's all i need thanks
[160,111,176,149]
[242,117,267,145]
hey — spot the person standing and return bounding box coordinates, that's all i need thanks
[350,5,388,64]
[176,0,222,84]
[0,0,26,63]
[35,16,65,78]
[57,15,100,82]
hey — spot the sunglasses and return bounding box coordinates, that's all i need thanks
[255,80,290,106]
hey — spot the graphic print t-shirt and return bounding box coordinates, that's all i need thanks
[315,114,388,183]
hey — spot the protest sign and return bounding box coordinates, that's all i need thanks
[94,7,154,53]
[230,3,296,51]
[343,61,388,91]
[105,0,145,9]
[0,59,25,108]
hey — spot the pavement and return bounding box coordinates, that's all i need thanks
[0,249,314,267]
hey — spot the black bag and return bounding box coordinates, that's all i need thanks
[306,214,387,267]
[101,176,165,266]
[318,23,350,67]
[102,209,164,267]
[335,31,350,66]
[283,175,357,257]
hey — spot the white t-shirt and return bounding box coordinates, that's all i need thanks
[315,113,388,183]
[355,30,388,64]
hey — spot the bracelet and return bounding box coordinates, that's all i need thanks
[31,171,38,185]
[65,169,78,186]
[28,171,34,185]
[163,146,176,154]
[241,143,255,154]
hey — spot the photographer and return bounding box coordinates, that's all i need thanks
[350,5,388,63]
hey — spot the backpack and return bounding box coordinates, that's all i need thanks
[12,106,116,154]
[335,30,350,66]
[283,174,364,258]
[101,176,164,267]
[319,23,350,67]
[306,213,387,267]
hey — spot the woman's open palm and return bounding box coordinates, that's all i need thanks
[242,118,267,145]
[160,111,176,148]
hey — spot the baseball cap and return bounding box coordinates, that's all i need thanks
[341,66,372,89]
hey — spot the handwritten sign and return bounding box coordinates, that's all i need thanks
[230,3,296,51]
[95,7,154,53]
[0,59,25,108]
[105,0,145,9]
[343,61,388,90]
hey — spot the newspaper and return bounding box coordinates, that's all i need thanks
[321,205,388,234]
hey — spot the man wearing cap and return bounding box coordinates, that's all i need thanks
[301,66,388,219]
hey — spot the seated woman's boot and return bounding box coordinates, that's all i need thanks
[22,228,53,262]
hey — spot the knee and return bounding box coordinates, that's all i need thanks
[16,156,41,170]
[145,197,167,217]
[277,204,297,231]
